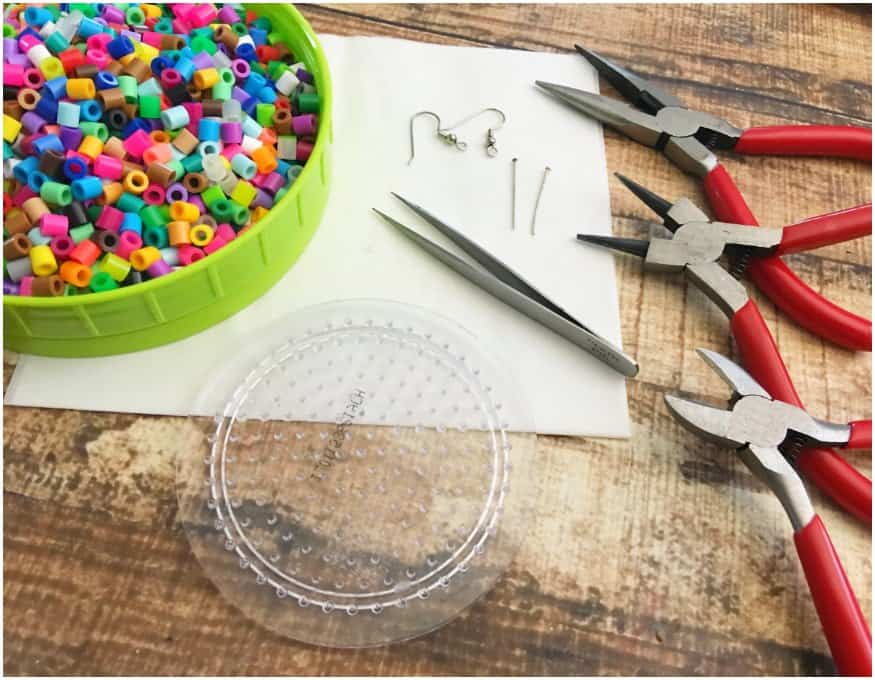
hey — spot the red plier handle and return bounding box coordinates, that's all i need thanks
[778,204,872,255]
[730,299,871,524]
[705,165,871,350]
[795,515,872,676]
[735,125,872,162]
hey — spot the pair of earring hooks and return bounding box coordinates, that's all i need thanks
[407,107,506,165]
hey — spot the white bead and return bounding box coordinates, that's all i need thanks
[26,44,51,66]
[275,69,300,96]
[38,21,57,38]
[241,135,262,154]
[222,99,242,122]
[277,136,298,160]
[219,173,239,196]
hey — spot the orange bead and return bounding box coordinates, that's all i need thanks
[258,127,277,146]
[251,145,277,174]
[167,221,191,246]
[59,260,93,287]
[99,181,123,205]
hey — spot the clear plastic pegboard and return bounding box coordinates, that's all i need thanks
[176,299,537,647]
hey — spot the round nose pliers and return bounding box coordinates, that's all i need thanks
[578,176,871,523]
[536,45,871,350]
[665,348,871,676]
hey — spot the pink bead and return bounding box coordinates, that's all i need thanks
[19,276,33,296]
[96,205,124,232]
[171,4,195,18]
[4,63,24,86]
[261,172,286,195]
[177,244,205,266]
[123,129,152,159]
[23,67,44,89]
[147,258,172,278]
[115,231,142,260]
[142,184,166,205]
[296,139,314,162]
[93,154,124,180]
[188,5,217,27]
[13,185,38,206]
[86,33,112,51]
[40,214,69,236]
[85,49,110,69]
[141,31,163,48]
[171,17,191,34]
[215,224,236,242]
[202,236,227,255]
[251,173,267,188]
[217,6,240,23]
[220,143,242,160]
[50,235,74,259]
[18,34,42,52]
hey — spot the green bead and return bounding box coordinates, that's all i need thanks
[126,7,145,25]
[211,81,232,101]
[296,93,320,114]
[158,204,172,222]
[256,104,275,128]
[86,204,102,222]
[143,225,169,249]
[249,62,266,78]
[166,159,185,182]
[230,203,249,227]
[252,16,272,32]
[139,96,161,119]
[210,198,233,221]
[89,271,118,293]
[40,181,72,206]
[69,223,94,244]
[190,35,217,55]
[218,68,235,86]
[139,205,165,230]
[267,31,284,46]
[117,75,138,102]
[232,23,248,36]
[3,141,13,160]
[69,3,97,18]
[79,121,108,141]
[3,24,16,38]
[181,154,203,174]
[45,5,61,19]
[201,185,225,207]
[154,17,174,33]
[116,192,145,214]
[63,283,78,296]
[45,31,69,54]
[267,61,287,80]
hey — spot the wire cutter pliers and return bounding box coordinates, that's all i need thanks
[578,175,871,523]
[536,45,872,351]
[665,348,871,676]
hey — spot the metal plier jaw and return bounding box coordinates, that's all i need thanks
[665,349,852,530]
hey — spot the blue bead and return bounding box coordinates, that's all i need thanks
[241,96,258,116]
[27,170,49,193]
[23,6,53,27]
[257,86,277,104]
[33,97,58,123]
[243,72,266,96]
[78,100,103,122]
[275,159,291,177]
[17,27,42,43]
[106,35,134,59]
[174,56,195,82]
[94,71,118,90]
[12,156,39,184]
[249,28,267,46]
[44,76,68,100]
[77,17,104,39]
[63,157,88,180]
[198,118,221,142]
[120,212,142,235]
[71,176,104,201]
[56,101,80,127]
[31,134,63,155]
[236,42,256,62]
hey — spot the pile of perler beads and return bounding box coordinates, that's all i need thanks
[3,3,319,296]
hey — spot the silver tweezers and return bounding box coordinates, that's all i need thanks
[373,194,639,377]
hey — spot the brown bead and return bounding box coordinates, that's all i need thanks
[22,197,49,224]
[122,58,151,83]
[214,25,239,49]
[201,99,223,118]
[105,60,125,76]
[182,172,208,194]
[121,160,146,175]
[186,82,203,101]
[171,128,199,155]
[3,101,23,119]
[4,233,31,260]
[16,87,40,111]
[102,137,127,159]
[38,149,66,178]
[160,34,186,50]
[273,109,293,135]
[4,209,32,236]
[122,102,139,120]
[74,63,99,79]
[95,230,119,253]
[274,44,293,61]
[97,87,126,110]
[146,162,176,187]
[31,275,64,297]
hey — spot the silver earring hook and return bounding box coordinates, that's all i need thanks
[445,107,507,157]
[408,110,467,166]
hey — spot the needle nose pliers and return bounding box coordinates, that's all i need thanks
[665,348,871,676]
[578,175,871,523]
[536,45,872,351]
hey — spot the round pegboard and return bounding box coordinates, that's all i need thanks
[177,299,536,647]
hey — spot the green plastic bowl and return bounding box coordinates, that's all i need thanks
[4,4,333,357]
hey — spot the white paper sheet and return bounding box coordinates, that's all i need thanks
[5,35,631,437]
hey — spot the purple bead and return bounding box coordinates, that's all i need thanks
[231,86,249,103]
[101,5,126,23]
[189,194,206,214]
[59,125,84,150]
[165,182,188,204]
[231,59,250,81]
[296,68,314,85]
[3,38,18,56]
[121,29,141,42]
[4,281,20,295]
[216,43,229,56]
[251,188,272,210]
[7,53,28,66]
[261,172,285,195]
[20,111,46,135]
[291,114,317,137]
[147,259,172,278]
[220,121,242,143]
[217,6,240,23]
[191,52,213,70]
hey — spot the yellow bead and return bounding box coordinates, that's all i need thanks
[169,201,200,223]
[189,224,214,247]
[192,67,219,90]
[39,56,65,80]
[30,244,58,276]
[140,4,163,18]
[230,180,256,208]
[251,206,269,223]
[78,135,104,160]
[3,114,22,143]
[100,253,131,282]
[135,42,159,64]
[66,78,96,100]
[129,247,162,271]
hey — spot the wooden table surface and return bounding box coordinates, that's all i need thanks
[4,4,871,676]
